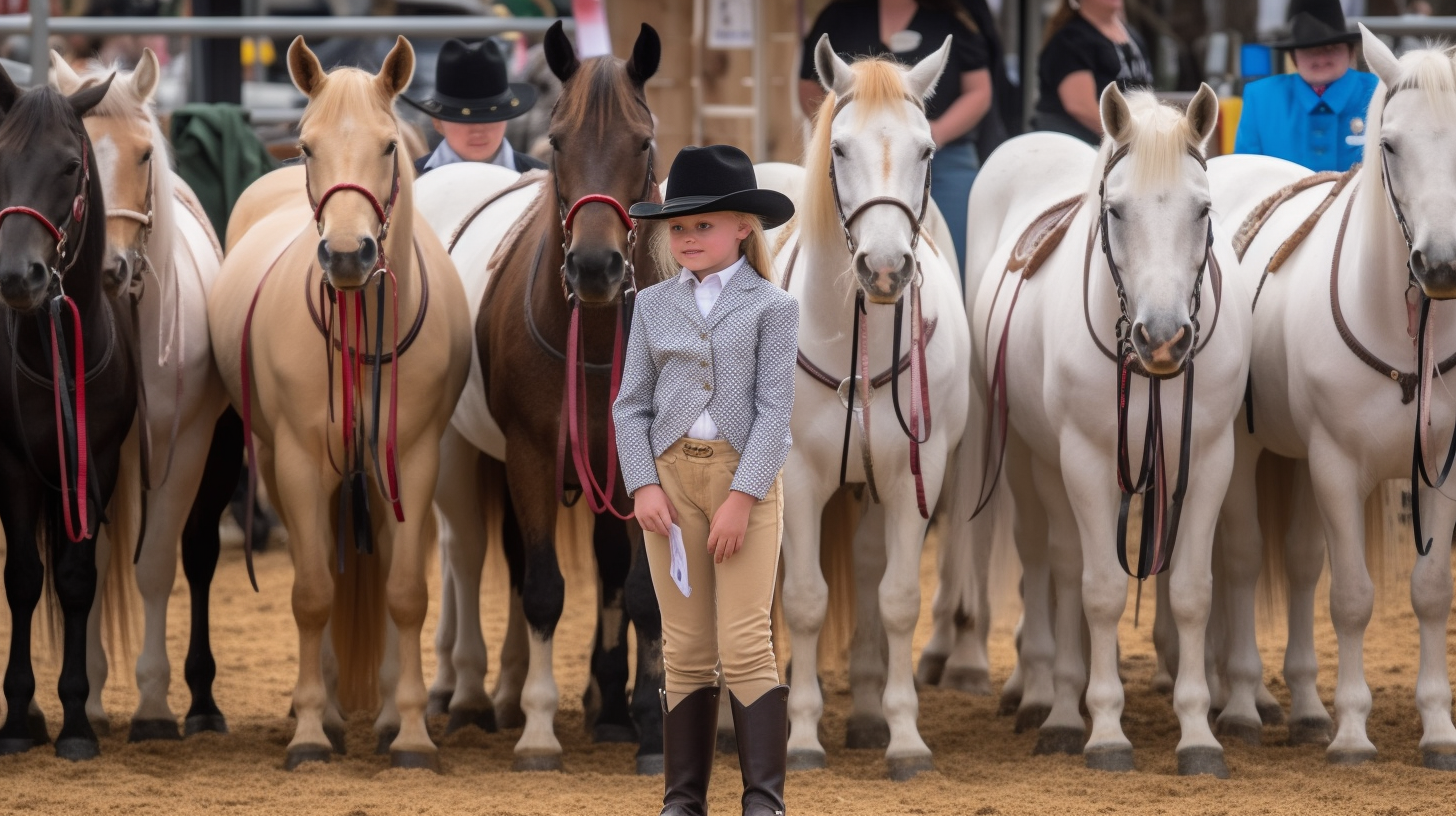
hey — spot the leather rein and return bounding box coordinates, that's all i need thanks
[0,139,103,544]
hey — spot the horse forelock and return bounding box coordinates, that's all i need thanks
[299,66,397,133]
[550,56,651,137]
[1096,91,1202,197]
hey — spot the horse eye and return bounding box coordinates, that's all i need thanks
[299,143,312,158]
[922,147,934,161]
[384,141,397,156]
[548,135,560,151]
[641,138,651,153]
[1199,205,1211,221]
[62,159,80,176]
[831,143,845,158]
[1382,140,1395,155]
[140,148,152,164]
[1107,207,1121,220]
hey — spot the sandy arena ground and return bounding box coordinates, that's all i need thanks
[2,504,1456,816]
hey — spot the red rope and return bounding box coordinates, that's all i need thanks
[557,299,632,520]
[51,297,88,543]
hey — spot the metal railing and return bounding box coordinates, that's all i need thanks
[1349,16,1456,37]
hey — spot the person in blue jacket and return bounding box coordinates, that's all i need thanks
[1234,0,1377,173]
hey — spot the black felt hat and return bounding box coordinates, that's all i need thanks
[400,39,537,124]
[628,145,794,229]
[1271,0,1361,49]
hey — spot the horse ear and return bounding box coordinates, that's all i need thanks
[288,36,326,97]
[905,35,951,102]
[68,73,113,118]
[1361,23,1401,90]
[133,47,161,102]
[1099,83,1133,144]
[544,20,579,84]
[375,36,415,98]
[50,50,82,94]
[814,34,853,97]
[626,23,660,86]
[1185,83,1219,148]
[0,63,17,114]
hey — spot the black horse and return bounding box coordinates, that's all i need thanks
[0,69,138,760]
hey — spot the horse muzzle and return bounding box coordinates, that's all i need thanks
[1410,249,1456,300]
[317,236,379,291]
[0,260,53,312]
[564,247,627,305]
[1131,317,1193,377]
[854,249,914,305]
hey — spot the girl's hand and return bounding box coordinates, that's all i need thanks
[708,491,756,564]
[634,485,678,537]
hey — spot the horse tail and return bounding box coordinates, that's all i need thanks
[1365,479,1411,612]
[332,539,387,712]
[101,420,142,668]
[1255,451,1295,624]
[556,502,596,601]
[817,489,859,672]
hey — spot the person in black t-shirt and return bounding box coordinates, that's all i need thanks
[799,0,993,282]
[1034,0,1153,145]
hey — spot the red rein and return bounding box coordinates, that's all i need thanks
[554,194,635,520]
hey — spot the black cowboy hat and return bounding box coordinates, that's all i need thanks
[400,39,537,124]
[1271,0,1360,50]
[628,145,794,230]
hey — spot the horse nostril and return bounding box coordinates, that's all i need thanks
[28,261,47,285]
[317,240,331,269]
[1412,249,1427,276]
[358,236,378,269]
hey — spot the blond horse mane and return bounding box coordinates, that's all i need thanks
[1090,90,1204,200]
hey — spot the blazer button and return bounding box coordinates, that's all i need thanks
[700,332,708,340]
[703,382,712,391]
[700,360,709,368]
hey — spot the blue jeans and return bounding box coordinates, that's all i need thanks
[929,134,980,289]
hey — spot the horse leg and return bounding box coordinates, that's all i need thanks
[782,472,834,771]
[585,513,636,744]
[54,525,102,761]
[434,434,494,734]
[1151,573,1177,694]
[179,408,241,736]
[493,476,529,730]
[847,501,889,750]
[937,503,998,696]
[1284,461,1331,745]
[1009,437,1056,735]
[84,526,111,737]
[429,543,457,718]
[1410,489,1456,769]
[1308,448,1376,764]
[1212,435,1265,745]
[1031,454,1087,757]
[0,476,46,753]
[374,617,402,755]
[624,533,665,774]
[506,457,566,771]
[877,495,936,780]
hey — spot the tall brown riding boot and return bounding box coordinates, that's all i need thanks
[661,686,720,816]
[730,685,788,816]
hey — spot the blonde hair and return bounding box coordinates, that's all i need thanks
[650,211,778,285]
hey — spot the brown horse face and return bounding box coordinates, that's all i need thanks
[544,21,659,305]
[289,35,414,291]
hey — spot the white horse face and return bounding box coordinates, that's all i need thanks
[816,35,948,304]
[1099,84,1219,376]
[1362,27,1456,299]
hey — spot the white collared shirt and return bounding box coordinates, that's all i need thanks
[681,255,747,440]
[423,135,518,172]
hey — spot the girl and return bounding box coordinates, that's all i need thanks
[615,144,798,816]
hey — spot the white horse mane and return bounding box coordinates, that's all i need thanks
[1358,46,1456,227]
[1090,90,1203,200]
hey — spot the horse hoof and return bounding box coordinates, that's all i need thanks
[89,718,111,738]
[915,653,947,686]
[636,752,664,775]
[284,745,331,771]
[1178,746,1229,778]
[513,753,563,772]
[0,737,34,755]
[427,691,453,718]
[447,707,499,736]
[494,701,525,730]
[845,715,891,750]
[54,737,100,762]
[390,750,441,773]
[1214,716,1262,747]
[1033,726,1084,756]
[886,753,934,781]
[325,724,347,755]
[1085,745,1134,773]
[375,729,398,756]
[998,691,1022,717]
[1288,717,1334,747]
[592,723,637,744]
[1257,700,1286,726]
[128,719,181,742]
[27,710,50,745]
[941,667,993,696]
[787,748,826,771]
[716,729,737,754]
[1327,747,1377,766]
[1423,750,1456,771]
[184,714,229,736]
[1015,704,1050,733]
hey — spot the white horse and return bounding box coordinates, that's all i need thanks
[970,85,1250,775]
[53,51,230,741]
[776,38,970,780]
[1206,28,1456,767]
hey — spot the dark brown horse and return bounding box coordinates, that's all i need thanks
[476,21,666,772]
[0,70,138,760]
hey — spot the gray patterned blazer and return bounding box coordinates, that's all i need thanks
[613,265,799,500]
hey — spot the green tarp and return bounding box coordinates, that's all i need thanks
[169,103,279,245]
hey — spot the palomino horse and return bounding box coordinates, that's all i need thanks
[208,36,471,770]
[970,85,1250,776]
[415,21,666,773]
[0,70,140,760]
[1207,28,1456,767]
[53,51,237,743]
[775,39,971,779]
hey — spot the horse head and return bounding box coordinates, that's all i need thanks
[810,35,948,304]
[1097,83,1218,377]
[1361,26,1456,299]
[0,67,112,313]
[53,48,167,299]
[289,35,413,292]
[543,20,659,305]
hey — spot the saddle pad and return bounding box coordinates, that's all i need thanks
[1006,195,1083,278]
[1232,169,1349,263]
[172,177,225,262]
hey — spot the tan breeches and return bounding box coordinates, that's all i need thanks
[644,438,783,710]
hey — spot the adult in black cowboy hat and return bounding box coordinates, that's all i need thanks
[1233,0,1376,172]
[401,38,546,176]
